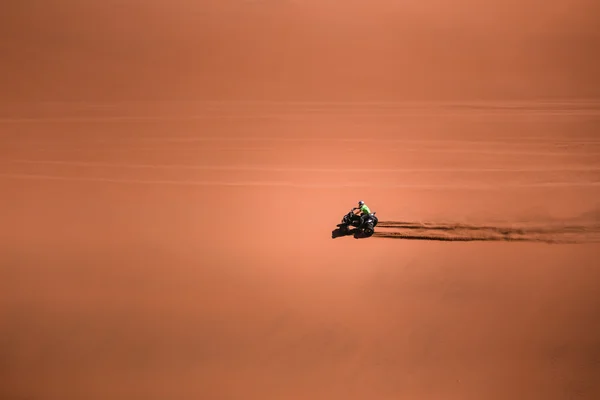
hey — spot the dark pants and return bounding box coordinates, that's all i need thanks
[358,213,369,228]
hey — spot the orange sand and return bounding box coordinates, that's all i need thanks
[1,1,599,399]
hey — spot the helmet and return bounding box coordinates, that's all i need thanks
[358,200,364,206]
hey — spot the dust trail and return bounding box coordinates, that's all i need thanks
[374,221,600,243]
[373,231,589,243]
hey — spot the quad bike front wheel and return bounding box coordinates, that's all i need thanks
[363,227,374,237]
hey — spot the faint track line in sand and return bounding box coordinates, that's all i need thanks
[373,221,600,243]
[1,173,600,189]
[4,147,600,159]
[3,136,599,146]
[3,99,599,106]
[1,109,600,123]
[2,143,600,158]
[3,159,600,173]
[114,137,600,146]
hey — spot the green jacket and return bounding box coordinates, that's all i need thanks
[359,204,371,215]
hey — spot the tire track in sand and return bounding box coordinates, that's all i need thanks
[374,221,600,243]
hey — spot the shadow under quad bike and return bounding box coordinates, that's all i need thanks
[340,209,378,237]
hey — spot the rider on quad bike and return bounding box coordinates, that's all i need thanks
[352,200,371,229]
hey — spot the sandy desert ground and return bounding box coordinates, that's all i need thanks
[1,101,600,400]
[2,1,600,400]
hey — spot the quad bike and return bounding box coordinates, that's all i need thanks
[340,209,378,237]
